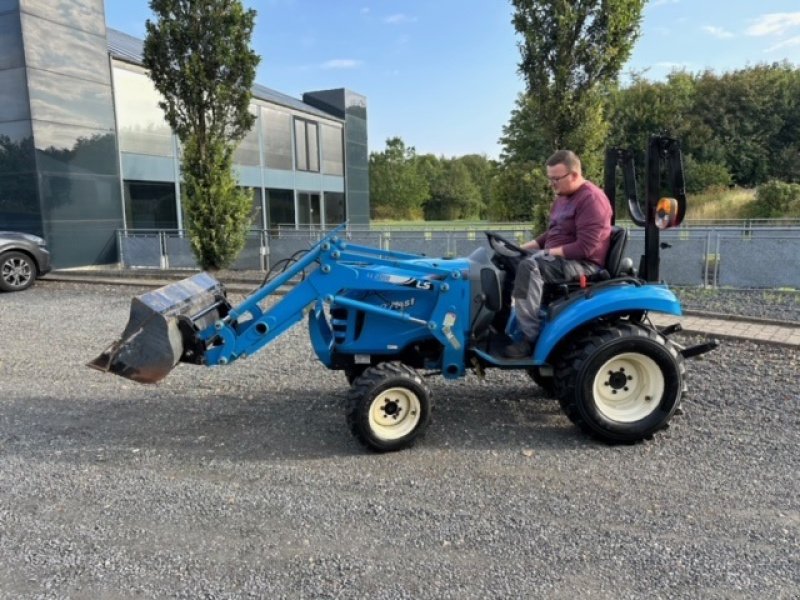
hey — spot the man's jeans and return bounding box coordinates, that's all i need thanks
[512,254,601,341]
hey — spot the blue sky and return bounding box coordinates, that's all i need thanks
[104,1,800,159]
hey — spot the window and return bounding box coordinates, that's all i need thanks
[266,188,294,229]
[245,187,264,228]
[297,191,320,228]
[113,66,174,157]
[233,106,261,167]
[321,124,344,176]
[262,107,292,170]
[123,181,177,229]
[324,192,345,226]
[294,118,319,172]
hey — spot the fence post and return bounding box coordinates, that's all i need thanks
[260,229,267,271]
[117,229,124,267]
[160,231,168,269]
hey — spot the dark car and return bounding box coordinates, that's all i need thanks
[0,231,52,292]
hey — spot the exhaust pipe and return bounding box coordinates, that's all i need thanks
[88,272,230,383]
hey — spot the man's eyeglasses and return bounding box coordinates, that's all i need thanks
[548,172,572,184]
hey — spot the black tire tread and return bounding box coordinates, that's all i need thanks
[0,251,37,292]
[345,362,433,452]
[553,321,685,443]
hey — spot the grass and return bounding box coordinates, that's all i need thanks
[684,187,757,220]
[371,188,763,228]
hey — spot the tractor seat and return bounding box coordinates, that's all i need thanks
[540,226,629,303]
[603,225,629,279]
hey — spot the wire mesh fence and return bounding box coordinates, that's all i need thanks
[118,222,800,289]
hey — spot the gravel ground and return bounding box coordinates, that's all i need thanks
[674,287,800,323]
[0,281,798,599]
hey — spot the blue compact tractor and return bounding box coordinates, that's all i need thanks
[91,136,717,451]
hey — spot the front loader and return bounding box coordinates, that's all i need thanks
[90,136,717,452]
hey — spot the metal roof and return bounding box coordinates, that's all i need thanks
[106,28,341,121]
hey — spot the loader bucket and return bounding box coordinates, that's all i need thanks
[88,272,229,384]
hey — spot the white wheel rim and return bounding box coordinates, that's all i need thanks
[368,386,422,441]
[592,353,664,422]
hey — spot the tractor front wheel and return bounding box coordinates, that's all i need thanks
[554,323,684,443]
[346,362,432,452]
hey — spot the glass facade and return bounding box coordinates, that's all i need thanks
[297,192,321,228]
[21,0,106,36]
[324,192,345,226]
[246,187,264,228]
[321,124,344,176]
[21,14,110,82]
[294,118,319,173]
[124,181,177,229]
[0,2,362,268]
[0,12,25,71]
[303,89,370,225]
[113,65,174,157]
[18,5,124,267]
[263,107,292,170]
[28,70,116,130]
[0,9,38,234]
[266,188,294,229]
[233,108,261,167]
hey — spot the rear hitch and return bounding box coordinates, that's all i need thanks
[680,339,720,359]
[658,322,683,337]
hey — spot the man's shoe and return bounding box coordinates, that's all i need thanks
[502,339,532,359]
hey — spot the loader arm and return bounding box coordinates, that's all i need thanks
[203,236,471,374]
[91,228,474,383]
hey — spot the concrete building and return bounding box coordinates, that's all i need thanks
[0,0,369,268]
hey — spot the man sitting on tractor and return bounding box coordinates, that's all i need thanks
[504,149,613,358]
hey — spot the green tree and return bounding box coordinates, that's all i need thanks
[609,63,800,189]
[489,162,550,232]
[369,137,429,219]
[424,160,482,220]
[504,0,646,175]
[455,154,497,219]
[143,0,259,270]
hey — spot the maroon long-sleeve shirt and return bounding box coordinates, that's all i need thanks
[534,181,612,267]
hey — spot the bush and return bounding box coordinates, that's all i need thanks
[683,155,732,193]
[752,180,800,218]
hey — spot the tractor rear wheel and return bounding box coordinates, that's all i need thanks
[554,322,684,443]
[344,364,369,385]
[527,368,556,397]
[346,362,432,452]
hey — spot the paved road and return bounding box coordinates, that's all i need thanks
[1,281,798,599]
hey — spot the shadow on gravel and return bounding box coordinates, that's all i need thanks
[1,383,582,463]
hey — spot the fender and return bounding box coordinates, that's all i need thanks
[533,283,682,363]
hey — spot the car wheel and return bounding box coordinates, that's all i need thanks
[0,251,37,292]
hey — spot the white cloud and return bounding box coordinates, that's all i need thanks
[650,0,680,7]
[764,35,800,53]
[320,59,363,70]
[384,13,416,25]
[702,25,734,39]
[360,7,370,15]
[746,12,800,36]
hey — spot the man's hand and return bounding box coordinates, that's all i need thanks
[532,249,556,262]
[521,240,540,251]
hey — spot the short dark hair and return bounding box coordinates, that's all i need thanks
[546,150,581,173]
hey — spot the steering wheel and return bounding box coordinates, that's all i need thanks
[485,231,531,258]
